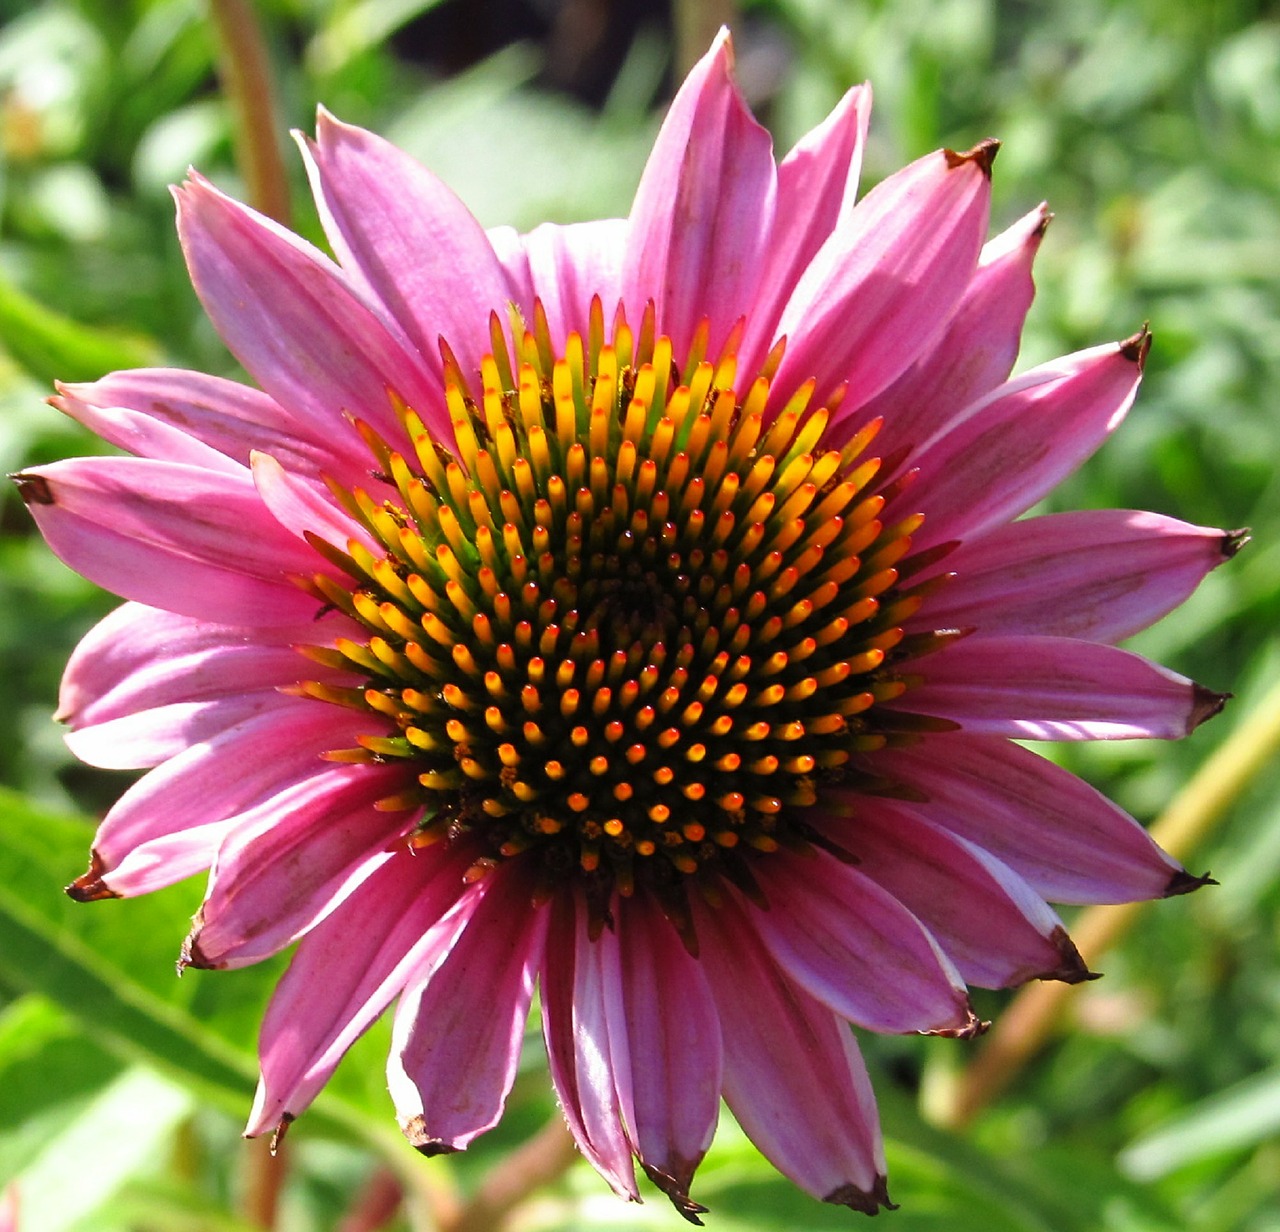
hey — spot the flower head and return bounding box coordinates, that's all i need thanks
[16,31,1234,1220]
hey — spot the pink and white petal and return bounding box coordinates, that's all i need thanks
[621,29,776,361]
[247,842,478,1136]
[899,634,1223,740]
[870,733,1195,903]
[748,84,871,356]
[902,336,1146,552]
[184,763,415,970]
[834,799,1087,988]
[541,892,639,1201]
[747,846,975,1036]
[71,701,372,899]
[176,174,444,445]
[695,895,889,1213]
[765,143,994,417]
[56,369,372,489]
[15,457,324,626]
[842,203,1049,455]
[515,219,627,348]
[913,510,1238,643]
[389,861,549,1154]
[603,894,721,1216]
[302,111,515,383]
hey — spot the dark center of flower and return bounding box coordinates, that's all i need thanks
[298,301,956,933]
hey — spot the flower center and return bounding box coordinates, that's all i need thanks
[298,301,953,930]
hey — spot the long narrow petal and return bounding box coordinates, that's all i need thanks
[767,142,994,415]
[830,800,1087,987]
[175,174,445,444]
[513,219,627,348]
[53,369,371,488]
[749,847,976,1036]
[541,892,639,1201]
[15,458,323,625]
[903,336,1147,551]
[621,29,776,360]
[695,894,889,1213]
[251,450,376,554]
[869,733,1194,903]
[184,763,414,970]
[389,862,549,1154]
[914,510,1238,642]
[302,111,515,383]
[247,842,477,1136]
[603,894,721,1217]
[900,634,1222,740]
[842,202,1048,454]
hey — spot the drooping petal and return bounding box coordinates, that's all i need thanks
[247,842,477,1136]
[828,798,1087,988]
[902,335,1147,551]
[870,733,1195,903]
[621,29,776,361]
[184,763,414,970]
[749,846,976,1035]
[251,450,376,555]
[541,892,639,1201]
[389,861,548,1154]
[175,174,445,444]
[302,110,516,383]
[899,634,1223,740]
[695,894,889,1213]
[512,219,627,348]
[843,202,1049,454]
[15,458,323,626]
[913,510,1239,643]
[765,142,994,416]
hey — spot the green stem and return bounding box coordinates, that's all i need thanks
[207,0,291,225]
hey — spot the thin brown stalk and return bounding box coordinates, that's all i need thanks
[207,0,291,225]
[937,674,1280,1130]
[242,1135,288,1229]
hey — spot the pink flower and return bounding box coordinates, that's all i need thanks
[16,31,1234,1221]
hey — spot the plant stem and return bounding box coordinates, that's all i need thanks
[936,673,1280,1130]
[243,1135,288,1229]
[207,0,291,225]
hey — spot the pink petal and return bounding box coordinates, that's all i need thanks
[830,799,1087,988]
[250,450,374,554]
[302,110,515,384]
[175,174,445,445]
[541,891,639,1201]
[73,702,371,898]
[601,894,721,1215]
[900,633,1222,740]
[695,894,889,1213]
[748,846,976,1035]
[914,510,1238,643]
[870,733,1194,903]
[747,84,871,359]
[247,842,477,1135]
[903,336,1147,551]
[184,762,414,970]
[53,369,370,488]
[621,29,776,361]
[764,143,994,417]
[389,861,549,1153]
[15,458,323,626]
[842,202,1048,454]
[512,218,627,348]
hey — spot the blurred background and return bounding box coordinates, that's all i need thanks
[0,0,1278,1228]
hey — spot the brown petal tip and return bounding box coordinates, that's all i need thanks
[1222,528,1251,558]
[944,138,1000,178]
[1039,926,1100,985]
[825,1174,897,1214]
[66,852,119,902]
[1034,204,1055,239]
[1164,868,1217,897]
[1189,684,1230,732]
[269,1114,294,1154]
[643,1163,708,1225]
[925,1006,990,1041]
[1119,326,1152,369]
[403,1116,459,1157]
[11,472,55,506]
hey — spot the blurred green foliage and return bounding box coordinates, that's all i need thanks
[1,0,1278,1228]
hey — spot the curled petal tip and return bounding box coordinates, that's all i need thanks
[403,1116,461,1157]
[924,1004,989,1041]
[1119,325,1153,369]
[1189,684,1231,732]
[1040,927,1100,985]
[643,1163,708,1225]
[944,138,1000,178]
[269,1114,294,1153]
[11,472,54,506]
[66,852,118,902]
[1222,528,1251,558]
[1164,868,1218,898]
[825,1174,897,1214]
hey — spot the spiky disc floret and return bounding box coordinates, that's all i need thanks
[296,300,956,929]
